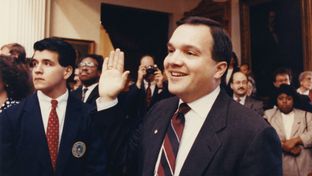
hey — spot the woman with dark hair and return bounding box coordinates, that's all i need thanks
[0,55,32,112]
[264,84,312,176]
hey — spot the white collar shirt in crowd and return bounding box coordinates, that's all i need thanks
[154,86,221,176]
[297,88,309,96]
[281,110,295,140]
[82,83,98,102]
[37,90,68,144]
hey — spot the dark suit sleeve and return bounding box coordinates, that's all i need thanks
[0,111,17,176]
[238,127,282,176]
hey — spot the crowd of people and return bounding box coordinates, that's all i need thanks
[0,16,311,176]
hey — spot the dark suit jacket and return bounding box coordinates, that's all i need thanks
[100,90,282,176]
[72,85,99,107]
[0,93,107,176]
[125,82,172,120]
[244,96,264,116]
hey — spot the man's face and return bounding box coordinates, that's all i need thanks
[140,56,155,67]
[164,24,227,102]
[276,93,294,114]
[240,65,249,75]
[300,74,312,90]
[78,57,101,86]
[273,74,290,88]
[31,50,71,98]
[230,72,248,97]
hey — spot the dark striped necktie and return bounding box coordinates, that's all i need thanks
[157,103,191,176]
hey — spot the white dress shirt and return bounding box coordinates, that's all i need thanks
[154,86,221,176]
[143,80,156,95]
[37,90,68,144]
[82,83,98,102]
[281,111,295,140]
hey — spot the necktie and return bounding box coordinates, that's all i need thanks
[146,82,152,107]
[81,87,88,102]
[157,103,191,176]
[46,100,59,171]
[236,97,241,103]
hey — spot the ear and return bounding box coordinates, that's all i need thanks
[273,81,278,88]
[64,66,73,79]
[230,82,234,90]
[214,61,228,79]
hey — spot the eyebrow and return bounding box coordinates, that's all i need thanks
[167,43,201,52]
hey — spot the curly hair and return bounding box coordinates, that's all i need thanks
[0,55,32,100]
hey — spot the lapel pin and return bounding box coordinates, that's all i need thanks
[154,129,158,134]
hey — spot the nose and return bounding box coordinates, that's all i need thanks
[33,63,43,74]
[165,51,183,66]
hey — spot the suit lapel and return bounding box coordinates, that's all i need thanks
[56,95,82,175]
[271,111,287,140]
[24,94,53,173]
[143,97,179,175]
[180,91,228,176]
[290,109,303,137]
[244,97,252,108]
[86,85,99,104]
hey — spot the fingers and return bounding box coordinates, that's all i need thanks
[103,57,109,71]
[107,48,124,71]
[116,51,125,72]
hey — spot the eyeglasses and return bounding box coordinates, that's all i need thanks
[78,62,98,68]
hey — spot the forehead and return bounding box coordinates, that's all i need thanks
[33,50,59,62]
[233,72,247,81]
[81,57,98,63]
[169,24,213,52]
[275,74,289,80]
[140,56,154,65]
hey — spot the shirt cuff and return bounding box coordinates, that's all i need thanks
[96,97,118,111]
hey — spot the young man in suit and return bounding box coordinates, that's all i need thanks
[72,54,103,106]
[97,16,282,175]
[0,38,108,176]
[230,71,264,116]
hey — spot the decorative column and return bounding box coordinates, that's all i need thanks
[301,0,312,70]
[0,0,49,57]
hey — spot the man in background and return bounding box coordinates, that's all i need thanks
[230,71,264,116]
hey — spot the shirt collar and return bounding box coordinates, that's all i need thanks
[179,86,220,119]
[37,90,69,104]
[83,83,98,90]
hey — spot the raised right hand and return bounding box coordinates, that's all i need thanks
[98,49,130,101]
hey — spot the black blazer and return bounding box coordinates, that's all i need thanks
[72,85,99,107]
[0,92,108,176]
[99,90,282,176]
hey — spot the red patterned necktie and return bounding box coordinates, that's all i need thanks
[46,99,59,171]
[157,103,191,176]
[146,82,152,107]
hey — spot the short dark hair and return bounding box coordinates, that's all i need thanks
[177,16,233,65]
[0,55,32,100]
[272,67,293,83]
[274,84,297,105]
[33,37,76,83]
[80,54,104,71]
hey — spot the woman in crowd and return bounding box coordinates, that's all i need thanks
[264,84,312,176]
[0,55,32,112]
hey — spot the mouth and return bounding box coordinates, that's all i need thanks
[169,71,187,77]
[34,78,44,81]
